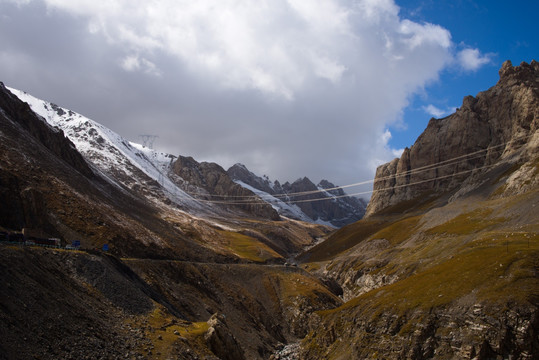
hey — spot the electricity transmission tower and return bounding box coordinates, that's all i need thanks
[139,135,159,149]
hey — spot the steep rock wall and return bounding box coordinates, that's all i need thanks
[366,60,539,216]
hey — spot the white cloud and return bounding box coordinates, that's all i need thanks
[399,20,452,50]
[120,55,139,72]
[311,54,346,84]
[2,0,32,6]
[422,104,456,118]
[1,0,467,186]
[120,54,161,76]
[366,129,404,177]
[392,148,405,158]
[457,48,492,71]
[380,129,393,145]
[20,0,453,101]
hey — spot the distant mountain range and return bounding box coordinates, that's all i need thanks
[227,163,366,227]
[6,87,365,227]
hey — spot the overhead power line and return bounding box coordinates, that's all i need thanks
[192,162,499,205]
[139,134,159,149]
[174,134,532,204]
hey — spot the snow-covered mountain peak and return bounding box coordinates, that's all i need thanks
[7,87,205,211]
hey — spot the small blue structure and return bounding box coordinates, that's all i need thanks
[102,244,109,251]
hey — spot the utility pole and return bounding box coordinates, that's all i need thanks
[139,135,159,149]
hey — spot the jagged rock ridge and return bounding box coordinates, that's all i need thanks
[228,163,366,227]
[366,60,539,216]
[171,156,280,220]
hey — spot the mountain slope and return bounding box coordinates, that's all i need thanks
[0,245,342,360]
[0,82,338,359]
[0,82,231,261]
[6,85,333,262]
[298,60,539,359]
[301,192,539,359]
[7,87,212,213]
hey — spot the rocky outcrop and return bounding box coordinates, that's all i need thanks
[281,177,366,226]
[314,179,367,227]
[204,313,246,360]
[366,60,539,216]
[301,302,538,360]
[228,164,366,227]
[281,177,320,220]
[172,156,280,220]
[227,163,277,195]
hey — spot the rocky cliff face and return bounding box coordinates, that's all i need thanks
[366,60,539,216]
[307,179,367,227]
[281,177,366,227]
[227,163,277,195]
[228,163,366,227]
[172,156,280,220]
